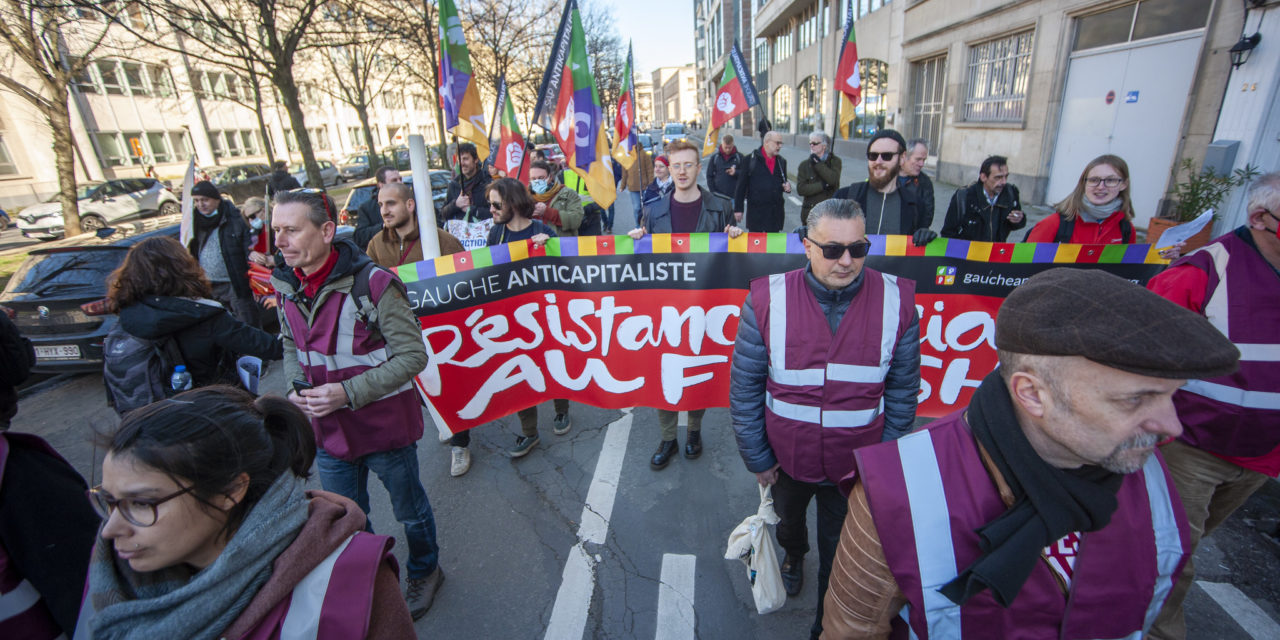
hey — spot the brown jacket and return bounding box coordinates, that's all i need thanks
[822,420,1019,639]
[366,223,465,268]
[623,147,655,192]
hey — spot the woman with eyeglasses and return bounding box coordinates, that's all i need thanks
[107,236,281,408]
[77,386,415,639]
[1027,154,1148,246]
[241,197,275,267]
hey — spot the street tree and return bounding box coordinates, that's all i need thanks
[370,0,448,162]
[0,1,113,234]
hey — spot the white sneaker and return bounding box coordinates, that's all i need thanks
[450,446,471,477]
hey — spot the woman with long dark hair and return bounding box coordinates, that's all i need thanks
[76,386,414,638]
[108,235,281,388]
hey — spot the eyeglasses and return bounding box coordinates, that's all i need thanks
[87,484,196,527]
[488,201,503,211]
[669,162,697,172]
[809,141,824,147]
[811,241,872,260]
[866,151,899,162]
[1085,176,1124,188]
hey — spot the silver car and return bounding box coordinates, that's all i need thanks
[16,178,179,240]
[291,160,341,187]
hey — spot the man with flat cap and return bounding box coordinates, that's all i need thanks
[1146,171,1280,640]
[820,267,1240,639]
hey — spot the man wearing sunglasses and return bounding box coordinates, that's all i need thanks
[833,129,936,247]
[796,131,842,227]
[731,198,921,640]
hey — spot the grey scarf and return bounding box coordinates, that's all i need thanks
[81,475,309,640]
[1078,197,1123,223]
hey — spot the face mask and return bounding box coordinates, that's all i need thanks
[250,217,264,231]
[530,179,549,194]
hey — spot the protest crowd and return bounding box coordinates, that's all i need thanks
[1,3,1278,639]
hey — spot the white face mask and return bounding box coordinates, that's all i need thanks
[249,217,264,231]
[530,179,549,194]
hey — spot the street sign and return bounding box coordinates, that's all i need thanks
[1105,90,1115,105]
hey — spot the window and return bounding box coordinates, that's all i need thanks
[772,84,791,132]
[226,130,244,156]
[198,70,215,99]
[963,31,1034,123]
[97,61,125,95]
[169,131,191,158]
[348,126,362,148]
[382,91,405,110]
[1073,0,1210,52]
[239,130,258,155]
[71,59,98,94]
[797,76,823,133]
[146,65,175,97]
[909,55,946,157]
[853,59,889,137]
[755,39,770,71]
[212,72,229,99]
[122,62,147,96]
[799,3,821,50]
[0,134,18,176]
[210,131,227,158]
[146,131,172,163]
[95,133,130,167]
[773,31,792,64]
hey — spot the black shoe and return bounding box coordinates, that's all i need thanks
[684,430,702,459]
[781,554,803,596]
[405,567,445,620]
[650,439,678,469]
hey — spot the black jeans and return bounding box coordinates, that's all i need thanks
[771,468,848,640]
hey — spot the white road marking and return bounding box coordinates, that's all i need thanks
[1198,581,1280,640]
[544,409,634,640]
[786,195,802,206]
[655,554,697,640]
[677,411,687,427]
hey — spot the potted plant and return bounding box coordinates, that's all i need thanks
[1149,159,1259,251]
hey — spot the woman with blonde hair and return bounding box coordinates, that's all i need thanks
[1026,154,1138,245]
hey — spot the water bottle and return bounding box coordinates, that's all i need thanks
[171,365,192,392]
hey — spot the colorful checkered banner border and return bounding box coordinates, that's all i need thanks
[405,233,1167,433]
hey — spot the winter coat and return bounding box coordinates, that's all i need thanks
[640,186,734,234]
[367,224,465,268]
[353,194,382,251]
[266,169,301,197]
[730,268,921,474]
[622,148,655,192]
[832,180,931,235]
[187,199,253,300]
[941,181,1026,242]
[706,148,743,198]
[440,170,493,222]
[117,296,282,387]
[533,184,585,236]
[898,172,935,232]
[796,152,842,224]
[733,149,788,233]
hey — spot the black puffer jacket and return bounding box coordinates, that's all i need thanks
[118,296,282,386]
[187,199,253,300]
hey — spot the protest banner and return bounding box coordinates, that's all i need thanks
[396,234,1167,434]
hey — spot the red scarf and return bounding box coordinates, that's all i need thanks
[763,153,776,174]
[719,146,737,161]
[294,248,339,298]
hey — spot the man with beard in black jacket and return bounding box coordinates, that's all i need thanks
[440,142,492,224]
[833,129,936,247]
[733,131,791,232]
[188,180,258,326]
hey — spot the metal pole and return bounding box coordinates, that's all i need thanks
[409,134,441,259]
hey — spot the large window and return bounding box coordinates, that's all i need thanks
[963,31,1034,123]
[97,60,125,95]
[773,31,792,64]
[1073,0,1210,52]
[797,76,825,134]
[145,131,172,163]
[95,133,131,167]
[853,59,888,137]
[149,65,175,97]
[772,84,792,132]
[909,55,947,157]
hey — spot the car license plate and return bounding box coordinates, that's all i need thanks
[35,344,81,360]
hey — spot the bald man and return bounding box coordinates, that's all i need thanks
[733,131,792,233]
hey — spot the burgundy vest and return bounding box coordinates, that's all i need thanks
[281,266,424,461]
[855,411,1190,640]
[1169,232,1280,457]
[0,434,68,640]
[750,267,915,484]
[236,532,396,640]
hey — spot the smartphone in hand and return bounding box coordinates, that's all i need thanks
[292,379,314,395]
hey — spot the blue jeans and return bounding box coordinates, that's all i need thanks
[628,191,644,228]
[315,445,439,578]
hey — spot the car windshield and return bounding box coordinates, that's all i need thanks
[637,134,652,146]
[664,124,684,134]
[344,155,367,165]
[46,184,103,203]
[2,249,126,298]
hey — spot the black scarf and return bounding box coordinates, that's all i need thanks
[192,207,222,251]
[939,372,1123,607]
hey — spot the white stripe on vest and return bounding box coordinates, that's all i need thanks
[279,534,355,640]
[893,434,1181,639]
[1181,379,1280,410]
[0,577,42,621]
[764,271,899,426]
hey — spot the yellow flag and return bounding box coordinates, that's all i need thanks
[839,93,857,140]
[701,126,719,157]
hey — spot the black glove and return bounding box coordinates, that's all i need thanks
[810,154,821,164]
[912,228,938,247]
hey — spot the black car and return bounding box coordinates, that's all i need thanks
[212,163,272,205]
[338,171,451,225]
[0,225,179,373]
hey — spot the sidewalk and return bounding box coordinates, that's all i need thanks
[721,132,1054,235]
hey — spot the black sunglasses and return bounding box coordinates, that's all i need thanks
[488,200,503,211]
[866,151,899,162]
[811,241,872,260]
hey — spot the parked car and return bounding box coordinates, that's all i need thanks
[211,163,272,205]
[0,225,179,373]
[16,179,179,240]
[338,171,451,226]
[636,133,655,153]
[382,145,413,171]
[291,159,341,187]
[662,123,688,146]
[339,153,370,181]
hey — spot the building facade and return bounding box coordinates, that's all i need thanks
[743,0,1272,233]
[651,65,700,126]
[694,0,758,132]
[0,18,441,209]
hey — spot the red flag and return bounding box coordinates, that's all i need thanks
[493,78,529,181]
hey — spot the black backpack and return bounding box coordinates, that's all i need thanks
[103,326,185,415]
